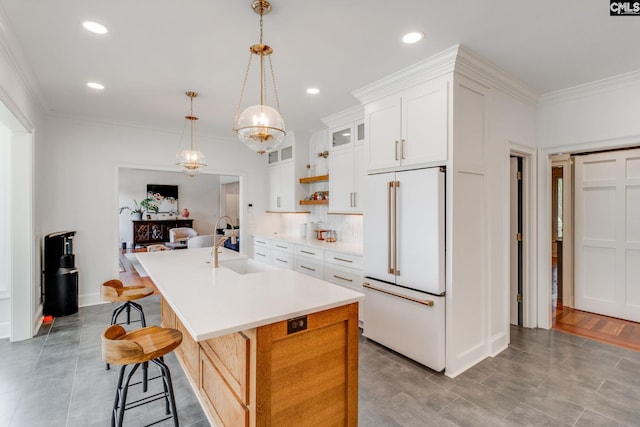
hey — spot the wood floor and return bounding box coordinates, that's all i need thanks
[118,248,158,293]
[553,305,640,352]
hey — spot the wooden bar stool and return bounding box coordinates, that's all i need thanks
[102,279,154,327]
[102,279,154,375]
[102,324,182,427]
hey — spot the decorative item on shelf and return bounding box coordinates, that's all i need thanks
[233,0,286,155]
[325,230,337,242]
[176,91,207,176]
[181,208,190,218]
[119,198,159,221]
[317,150,329,158]
[306,163,312,177]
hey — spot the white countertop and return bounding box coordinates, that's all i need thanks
[136,247,364,341]
[253,233,363,255]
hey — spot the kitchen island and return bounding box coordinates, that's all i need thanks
[136,247,363,427]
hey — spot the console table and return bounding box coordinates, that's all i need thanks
[133,219,193,247]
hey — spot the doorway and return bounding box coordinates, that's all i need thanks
[510,156,523,326]
[0,99,35,342]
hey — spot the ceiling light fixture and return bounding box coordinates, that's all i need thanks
[82,21,108,34]
[87,82,104,90]
[176,91,207,177]
[402,32,424,44]
[233,0,286,155]
[306,88,320,95]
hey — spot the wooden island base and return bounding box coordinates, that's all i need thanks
[161,298,359,426]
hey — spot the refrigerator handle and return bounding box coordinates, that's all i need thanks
[393,181,400,276]
[387,181,394,274]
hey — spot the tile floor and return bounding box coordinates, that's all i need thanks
[2,296,640,426]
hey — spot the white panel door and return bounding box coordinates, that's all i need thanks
[575,149,640,322]
[401,79,449,168]
[395,168,445,294]
[365,96,401,172]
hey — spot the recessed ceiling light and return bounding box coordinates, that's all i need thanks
[306,88,320,95]
[402,32,424,44]
[87,82,105,90]
[83,21,108,34]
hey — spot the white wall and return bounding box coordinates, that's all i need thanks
[41,116,272,307]
[0,28,45,340]
[118,169,224,246]
[535,71,640,328]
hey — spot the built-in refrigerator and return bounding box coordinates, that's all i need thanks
[362,167,445,371]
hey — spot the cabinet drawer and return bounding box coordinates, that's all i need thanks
[295,258,324,279]
[201,332,250,405]
[325,250,363,270]
[253,247,271,264]
[271,251,293,269]
[325,265,364,289]
[200,349,249,427]
[294,245,323,261]
[253,236,270,248]
[270,240,294,253]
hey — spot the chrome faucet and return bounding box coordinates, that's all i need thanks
[212,215,237,268]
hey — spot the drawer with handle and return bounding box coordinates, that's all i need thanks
[294,245,324,261]
[253,247,271,264]
[324,250,363,270]
[270,251,293,269]
[253,236,270,248]
[324,264,364,289]
[294,258,324,279]
[271,240,294,253]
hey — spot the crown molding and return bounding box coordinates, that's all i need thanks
[321,104,364,128]
[352,45,459,104]
[538,69,640,107]
[352,44,539,106]
[0,6,49,116]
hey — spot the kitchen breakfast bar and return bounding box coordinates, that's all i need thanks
[136,247,364,426]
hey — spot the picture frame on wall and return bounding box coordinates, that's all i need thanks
[147,184,179,214]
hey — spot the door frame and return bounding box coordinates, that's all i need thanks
[508,142,537,329]
[551,155,574,308]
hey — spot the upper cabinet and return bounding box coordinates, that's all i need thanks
[323,106,366,214]
[266,132,309,212]
[363,78,449,173]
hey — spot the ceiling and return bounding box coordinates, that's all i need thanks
[1,0,639,139]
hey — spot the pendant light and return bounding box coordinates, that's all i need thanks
[176,91,207,176]
[233,0,286,155]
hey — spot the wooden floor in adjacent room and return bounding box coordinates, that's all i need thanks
[553,305,640,352]
[118,248,158,293]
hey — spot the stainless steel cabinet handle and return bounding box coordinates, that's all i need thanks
[275,244,287,249]
[401,139,406,160]
[333,257,353,263]
[300,250,315,255]
[276,196,281,208]
[300,265,315,271]
[394,140,400,160]
[333,274,353,282]
[353,192,357,207]
[363,282,434,306]
[256,240,266,244]
[256,252,266,257]
[275,258,288,263]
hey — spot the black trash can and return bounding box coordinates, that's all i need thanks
[51,255,79,316]
[43,232,79,317]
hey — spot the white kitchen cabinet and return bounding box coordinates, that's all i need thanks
[266,132,310,212]
[328,121,365,213]
[252,236,271,264]
[324,250,364,324]
[269,239,294,270]
[294,244,324,278]
[365,78,448,173]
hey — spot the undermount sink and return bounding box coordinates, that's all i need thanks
[219,258,277,275]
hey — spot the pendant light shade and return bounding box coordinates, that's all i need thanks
[233,0,286,155]
[176,91,206,176]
